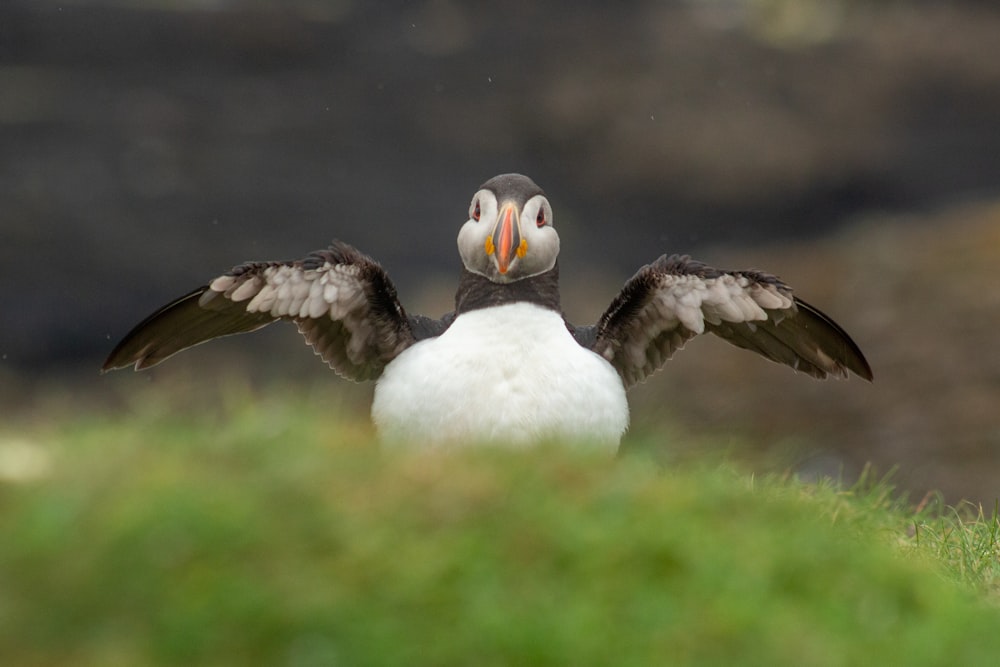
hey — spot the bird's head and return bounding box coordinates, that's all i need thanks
[457,173,560,283]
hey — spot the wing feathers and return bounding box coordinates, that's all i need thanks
[102,241,428,381]
[102,287,275,371]
[590,254,872,388]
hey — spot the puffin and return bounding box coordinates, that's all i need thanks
[103,173,872,450]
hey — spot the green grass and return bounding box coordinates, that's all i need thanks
[2,382,999,666]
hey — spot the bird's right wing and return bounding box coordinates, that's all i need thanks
[102,241,420,382]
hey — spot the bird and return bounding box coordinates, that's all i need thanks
[102,173,872,450]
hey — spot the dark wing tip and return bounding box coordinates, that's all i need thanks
[101,288,205,372]
[793,297,873,382]
[101,286,274,372]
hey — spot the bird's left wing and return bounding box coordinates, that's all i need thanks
[581,254,873,388]
[102,241,418,381]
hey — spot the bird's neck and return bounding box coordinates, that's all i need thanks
[454,263,561,316]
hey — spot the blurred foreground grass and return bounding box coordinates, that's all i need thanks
[1,380,999,666]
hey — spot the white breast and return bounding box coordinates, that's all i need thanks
[371,302,629,451]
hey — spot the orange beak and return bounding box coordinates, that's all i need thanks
[486,202,528,274]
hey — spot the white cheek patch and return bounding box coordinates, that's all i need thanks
[518,228,559,278]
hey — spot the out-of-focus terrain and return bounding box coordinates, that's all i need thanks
[625,202,1000,503]
[2,0,1000,502]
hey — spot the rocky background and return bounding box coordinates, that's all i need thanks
[3,0,1000,503]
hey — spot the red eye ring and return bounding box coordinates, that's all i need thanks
[473,201,481,221]
[536,209,545,227]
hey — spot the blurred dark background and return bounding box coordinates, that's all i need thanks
[3,0,1000,503]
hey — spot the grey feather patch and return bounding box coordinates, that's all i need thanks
[586,254,872,387]
[102,241,453,381]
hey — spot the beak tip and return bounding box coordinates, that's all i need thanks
[490,202,521,276]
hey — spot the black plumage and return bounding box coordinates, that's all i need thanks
[104,174,872,396]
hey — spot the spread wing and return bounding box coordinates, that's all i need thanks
[102,241,426,382]
[582,254,873,388]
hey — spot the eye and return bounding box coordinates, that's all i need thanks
[535,208,546,228]
[472,200,481,221]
